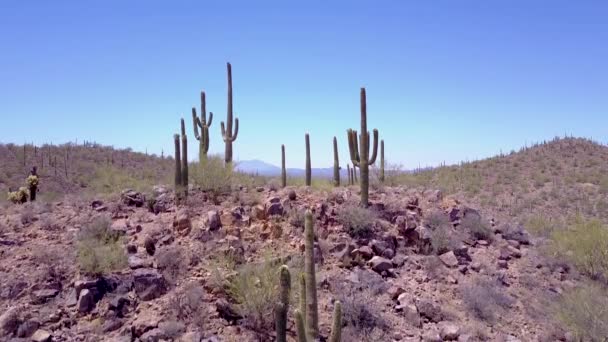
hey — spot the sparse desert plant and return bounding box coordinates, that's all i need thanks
[335,283,388,337]
[19,204,36,225]
[156,245,189,286]
[76,216,127,275]
[555,282,608,341]
[167,281,206,331]
[549,217,608,281]
[39,213,60,230]
[424,210,451,230]
[429,224,462,255]
[461,279,513,322]
[460,215,493,241]
[191,155,233,199]
[525,214,558,237]
[338,205,376,238]
[288,207,306,229]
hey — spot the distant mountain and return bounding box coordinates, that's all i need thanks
[235,159,341,178]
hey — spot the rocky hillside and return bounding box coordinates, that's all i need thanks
[0,182,584,342]
[0,143,173,201]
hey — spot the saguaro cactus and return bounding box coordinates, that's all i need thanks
[275,265,291,342]
[347,164,352,185]
[221,62,239,164]
[290,211,342,342]
[174,134,182,199]
[333,137,340,187]
[180,119,189,196]
[281,144,287,188]
[192,91,213,162]
[380,139,385,183]
[305,134,311,186]
[347,88,379,207]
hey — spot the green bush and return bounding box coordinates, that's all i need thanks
[555,282,608,340]
[460,215,493,241]
[338,205,376,238]
[549,218,608,280]
[190,155,233,198]
[76,216,127,275]
[461,279,513,322]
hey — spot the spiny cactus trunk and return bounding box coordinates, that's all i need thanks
[174,134,182,202]
[380,139,385,183]
[294,310,307,342]
[347,88,378,207]
[221,62,239,165]
[333,137,340,187]
[281,144,287,188]
[180,119,188,198]
[192,91,213,162]
[275,265,291,342]
[305,134,311,186]
[353,165,358,183]
[347,164,352,185]
[304,210,318,339]
[299,273,306,329]
[328,301,342,342]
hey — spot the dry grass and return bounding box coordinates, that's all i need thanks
[461,278,513,322]
[76,216,127,275]
[338,205,376,238]
[555,282,608,341]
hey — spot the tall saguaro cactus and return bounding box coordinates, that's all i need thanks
[347,88,379,207]
[281,144,287,188]
[221,62,239,164]
[192,91,213,162]
[305,134,311,186]
[174,134,182,201]
[333,137,340,187]
[303,210,318,339]
[347,164,352,185]
[180,119,189,197]
[380,139,385,183]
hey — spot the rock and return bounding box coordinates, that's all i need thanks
[265,200,284,216]
[133,268,168,301]
[417,299,444,323]
[126,244,138,254]
[121,189,145,207]
[140,327,167,342]
[369,256,393,273]
[251,205,266,220]
[497,260,509,269]
[144,235,156,255]
[0,306,21,335]
[336,243,355,266]
[102,318,124,332]
[392,254,407,267]
[470,262,482,272]
[128,256,153,269]
[439,322,460,340]
[216,298,242,323]
[180,331,204,342]
[500,224,530,245]
[422,330,442,342]
[16,319,39,337]
[438,251,459,268]
[353,246,374,260]
[387,286,405,300]
[109,295,130,317]
[173,209,192,235]
[425,189,443,202]
[31,329,52,342]
[207,211,222,231]
[31,289,59,304]
[288,190,297,201]
[78,289,95,313]
[396,215,417,235]
[453,246,472,263]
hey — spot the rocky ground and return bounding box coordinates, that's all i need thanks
[0,184,580,342]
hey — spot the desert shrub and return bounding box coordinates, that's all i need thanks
[525,214,558,237]
[549,218,608,281]
[19,205,36,225]
[88,165,158,195]
[335,280,388,336]
[429,224,462,255]
[287,207,305,229]
[555,282,608,340]
[156,245,189,286]
[39,214,60,230]
[190,155,233,197]
[76,216,127,275]
[424,210,451,230]
[460,215,493,241]
[461,279,513,322]
[227,257,284,332]
[167,281,206,331]
[338,205,375,238]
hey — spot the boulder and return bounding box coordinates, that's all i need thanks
[207,211,222,231]
[368,256,393,273]
[31,329,52,342]
[78,288,95,313]
[173,208,192,235]
[16,319,39,337]
[121,189,145,207]
[439,321,460,340]
[439,251,459,268]
[31,289,59,304]
[133,268,168,301]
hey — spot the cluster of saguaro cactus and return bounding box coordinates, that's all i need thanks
[192,91,213,163]
[333,137,340,187]
[275,211,342,342]
[347,88,378,207]
[305,134,311,186]
[221,63,239,164]
[380,139,385,183]
[281,144,287,188]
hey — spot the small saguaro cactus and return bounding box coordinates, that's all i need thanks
[192,91,213,162]
[333,137,340,187]
[303,210,318,338]
[180,119,189,197]
[380,139,385,183]
[347,87,379,207]
[347,164,352,185]
[221,62,239,164]
[281,144,287,188]
[26,167,39,202]
[275,265,291,342]
[305,134,311,186]
[174,134,182,201]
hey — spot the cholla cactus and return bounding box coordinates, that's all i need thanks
[7,187,28,204]
[26,175,39,187]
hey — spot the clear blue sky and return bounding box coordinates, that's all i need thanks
[1,1,607,169]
